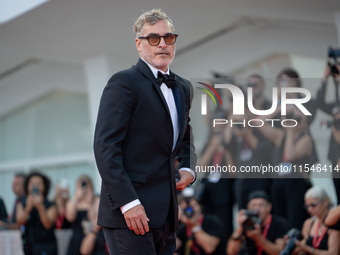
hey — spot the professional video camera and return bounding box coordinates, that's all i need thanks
[328,47,340,76]
[242,210,262,231]
[280,228,303,255]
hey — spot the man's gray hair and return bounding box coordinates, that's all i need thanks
[133,9,174,37]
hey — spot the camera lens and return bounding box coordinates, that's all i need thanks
[184,206,194,218]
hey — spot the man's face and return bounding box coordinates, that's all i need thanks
[277,74,299,99]
[247,76,264,98]
[135,20,175,72]
[305,197,327,218]
[247,198,271,222]
[12,176,25,196]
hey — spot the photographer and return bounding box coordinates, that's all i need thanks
[0,197,7,221]
[197,107,236,240]
[293,186,340,255]
[175,191,225,255]
[0,173,26,230]
[317,63,340,204]
[53,179,70,229]
[16,171,58,255]
[65,175,96,255]
[224,94,273,210]
[258,101,316,229]
[227,191,289,255]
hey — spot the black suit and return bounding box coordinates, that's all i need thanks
[94,59,196,252]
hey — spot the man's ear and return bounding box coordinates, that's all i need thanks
[135,38,142,53]
[268,203,272,214]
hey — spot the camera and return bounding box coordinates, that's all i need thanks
[328,47,340,76]
[235,124,244,130]
[280,228,303,255]
[242,210,261,230]
[320,119,340,130]
[81,180,88,188]
[183,198,194,219]
[181,187,195,218]
[59,179,69,198]
[32,186,40,196]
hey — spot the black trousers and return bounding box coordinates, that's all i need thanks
[103,217,175,255]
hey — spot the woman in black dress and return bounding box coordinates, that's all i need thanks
[16,171,58,255]
[293,186,340,254]
[66,175,95,255]
[259,104,317,229]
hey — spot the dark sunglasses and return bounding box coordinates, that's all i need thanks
[138,33,178,46]
[304,201,321,210]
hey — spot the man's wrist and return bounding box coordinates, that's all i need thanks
[254,234,264,245]
[231,230,243,241]
[179,168,195,183]
[191,225,202,233]
[231,235,243,241]
[310,247,315,255]
[120,199,141,214]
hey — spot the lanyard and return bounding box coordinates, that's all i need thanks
[257,214,272,255]
[213,148,225,166]
[185,215,204,255]
[312,221,328,249]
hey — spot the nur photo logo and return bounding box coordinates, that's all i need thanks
[196,81,312,128]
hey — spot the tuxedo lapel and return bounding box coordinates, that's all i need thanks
[135,59,186,148]
[135,59,171,116]
[172,76,181,125]
[173,76,187,148]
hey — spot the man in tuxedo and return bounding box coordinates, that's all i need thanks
[93,9,197,255]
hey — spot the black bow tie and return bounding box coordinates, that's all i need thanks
[157,71,175,89]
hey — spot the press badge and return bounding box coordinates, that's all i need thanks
[240,149,252,162]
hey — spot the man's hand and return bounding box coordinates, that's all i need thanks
[292,240,308,255]
[176,170,194,191]
[179,207,199,228]
[236,210,247,233]
[25,195,35,213]
[245,223,262,242]
[123,204,150,235]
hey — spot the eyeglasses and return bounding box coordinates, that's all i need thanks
[138,33,178,46]
[304,201,321,210]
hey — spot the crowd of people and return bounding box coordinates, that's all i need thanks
[1,171,340,255]
[0,172,107,255]
[1,64,340,255]
[184,64,340,255]
[0,67,339,255]
[176,187,340,255]
[1,5,340,251]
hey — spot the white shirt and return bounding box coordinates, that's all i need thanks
[120,59,195,214]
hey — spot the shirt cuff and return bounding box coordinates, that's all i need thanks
[179,167,195,183]
[120,199,141,214]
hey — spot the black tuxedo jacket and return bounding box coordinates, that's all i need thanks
[94,58,197,231]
